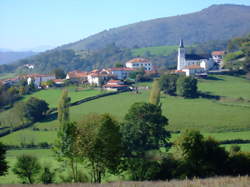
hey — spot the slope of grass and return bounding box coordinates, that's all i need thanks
[199,75,250,100]
[131,45,178,56]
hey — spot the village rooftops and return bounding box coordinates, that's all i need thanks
[126,58,150,63]
[212,51,225,56]
[67,71,88,78]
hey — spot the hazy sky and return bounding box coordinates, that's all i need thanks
[1,0,250,51]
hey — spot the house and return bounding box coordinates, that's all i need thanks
[66,70,88,84]
[182,65,205,76]
[1,77,20,86]
[125,58,153,71]
[103,79,130,91]
[26,74,55,88]
[108,67,134,80]
[87,69,113,86]
[52,79,65,86]
[177,39,215,76]
[212,51,225,68]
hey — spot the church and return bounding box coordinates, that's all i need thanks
[177,40,215,76]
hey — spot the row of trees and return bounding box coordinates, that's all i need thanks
[0,80,36,109]
[159,74,198,98]
[54,89,170,183]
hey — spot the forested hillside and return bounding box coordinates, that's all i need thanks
[58,4,250,50]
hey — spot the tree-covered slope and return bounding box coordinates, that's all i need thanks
[58,4,250,50]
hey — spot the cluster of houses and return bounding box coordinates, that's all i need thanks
[0,41,226,90]
[0,58,155,91]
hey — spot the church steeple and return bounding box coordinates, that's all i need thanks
[179,39,184,48]
[177,39,185,70]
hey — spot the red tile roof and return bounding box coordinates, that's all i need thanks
[126,58,150,64]
[109,67,135,71]
[52,79,65,83]
[212,51,225,56]
[67,71,88,78]
[183,65,204,69]
[103,84,128,88]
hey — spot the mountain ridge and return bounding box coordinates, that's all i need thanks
[58,4,250,51]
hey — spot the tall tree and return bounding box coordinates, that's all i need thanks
[0,142,8,176]
[77,113,123,183]
[12,154,41,184]
[159,74,178,95]
[57,89,71,125]
[176,76,198,98]
[149,79,161,106]
[120,102,170,180]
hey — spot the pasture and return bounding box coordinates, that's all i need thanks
[0,74,250,184]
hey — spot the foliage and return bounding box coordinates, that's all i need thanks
[176,130,228,178]
[0,142,8,176]
[149,79,161,105]
[176,76,198,98]
[54,68,66,79]
[54,121,79,182]
[40,166,55,184]
[57,89,71,125]
[77,113,123,183]
[12,154,41,184]
[121,102,170,180]
[159,74,178,95]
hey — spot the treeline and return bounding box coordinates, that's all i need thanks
[0,80,36,110]
[224,34,250,72]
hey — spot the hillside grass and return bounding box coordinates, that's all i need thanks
[1,75,250,146]
[131,45,178,56]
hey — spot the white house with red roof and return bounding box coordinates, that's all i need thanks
[108,67,134,80]
[103,79,130,91]
[212,51,225,64]
[26,74,55,87]
[125,58,153,71]
[66,70,88,84]
[87,69,113,86]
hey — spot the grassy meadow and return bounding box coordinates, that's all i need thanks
[0,74,250,184]
[132,45,178,56]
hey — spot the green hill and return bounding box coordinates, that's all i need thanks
[58,4,250,50]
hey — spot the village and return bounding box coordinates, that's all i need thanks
[0,40,225,92]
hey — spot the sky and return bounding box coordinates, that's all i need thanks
[1,0,250,51]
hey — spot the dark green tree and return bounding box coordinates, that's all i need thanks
[54,68,66,79]
[0,142,8,176]
[12,154,41,184]
[159,74,178,95]
[40,166,55,184]
[176,130,228,178]
[120,102,170,180]
[77,113,123,183]
[176,76,198,98]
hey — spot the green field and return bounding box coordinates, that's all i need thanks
[0,74,250,184]
[23,87,101,108]
[0,149,58,184]
[132,45,178,56]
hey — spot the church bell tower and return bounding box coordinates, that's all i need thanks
[177,39,185,70]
